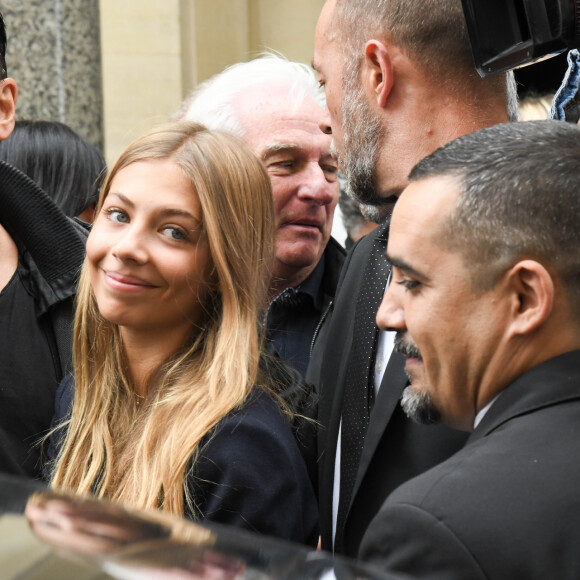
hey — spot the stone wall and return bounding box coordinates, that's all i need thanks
[1,0,103,150]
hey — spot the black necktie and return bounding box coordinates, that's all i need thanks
[335,219,390,552]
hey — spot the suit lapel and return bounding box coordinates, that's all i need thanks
[350,350,408,505]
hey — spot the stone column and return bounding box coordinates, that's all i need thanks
[1,0,103,149]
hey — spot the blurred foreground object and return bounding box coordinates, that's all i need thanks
[0,483,395,580]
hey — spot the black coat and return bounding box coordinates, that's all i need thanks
[49,372,319,547]
[359,351,580,579]
[308,222,467,557]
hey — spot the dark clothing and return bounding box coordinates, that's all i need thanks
[267,237,345,378]
[0,258,61,477]
[191,388,318,545]
[49,373,319,547]
[360,351,580,580]
[0,160,86,479]
[307,223,467,558]
[267,255,325,378]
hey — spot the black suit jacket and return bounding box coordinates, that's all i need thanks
[307,223,468,557]
[359,350,580,579]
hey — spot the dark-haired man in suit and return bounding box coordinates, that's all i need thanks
[362,119,580,579]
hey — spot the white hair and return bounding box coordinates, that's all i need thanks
[174,51,325,139]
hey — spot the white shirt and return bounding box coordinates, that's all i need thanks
[474,394,501,429]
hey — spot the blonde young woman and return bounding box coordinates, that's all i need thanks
[47,122,318,545]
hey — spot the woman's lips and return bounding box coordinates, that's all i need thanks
[103,270,157,292]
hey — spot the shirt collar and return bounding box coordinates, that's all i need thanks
[474,394,501,429]
[295,253,326,311]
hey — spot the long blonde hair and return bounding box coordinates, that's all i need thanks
[50,122,275,517]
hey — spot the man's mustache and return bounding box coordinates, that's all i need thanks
[394,332,422,360]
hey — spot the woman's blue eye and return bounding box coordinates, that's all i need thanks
[109,209,129,223]
[163,227,187,241]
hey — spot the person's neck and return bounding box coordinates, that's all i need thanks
[473,319,580,431]
[119,326,189,397]
[407,94,505,152]
[378,80,509,195]
[0,225,18,292]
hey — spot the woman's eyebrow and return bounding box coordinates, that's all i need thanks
[106,192,202,225]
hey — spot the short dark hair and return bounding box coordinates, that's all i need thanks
[410,120,580,310]
[334,0,474,82]
[332,0,516,117]
[0,120,106,217]
[0,12,7,79]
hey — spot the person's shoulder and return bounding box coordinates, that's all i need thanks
[54,373,75,420]
[193,387,318,544]
[342,219,388,271]
[215,388,289,437]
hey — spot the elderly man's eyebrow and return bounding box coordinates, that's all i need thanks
[261,142,302,161]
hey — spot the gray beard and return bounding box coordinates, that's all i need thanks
[360,203,394,223]
[341,60,385,208]
[359,203,382,223]
[400,385,441,425]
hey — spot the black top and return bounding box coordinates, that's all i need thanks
[267,255,326,377]
[267,238,346,378]
[0,259,60,478]
[0,160,87,480]
[190,388,318,545]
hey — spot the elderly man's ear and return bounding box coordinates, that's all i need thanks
[0,78,17,141]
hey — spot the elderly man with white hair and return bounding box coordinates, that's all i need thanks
[176,53,345,380]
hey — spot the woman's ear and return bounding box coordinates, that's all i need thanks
[505,260,554,338]
[363,40,393,108]
[0,78,17,141]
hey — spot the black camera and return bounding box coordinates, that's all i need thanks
[461,0,580,77]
